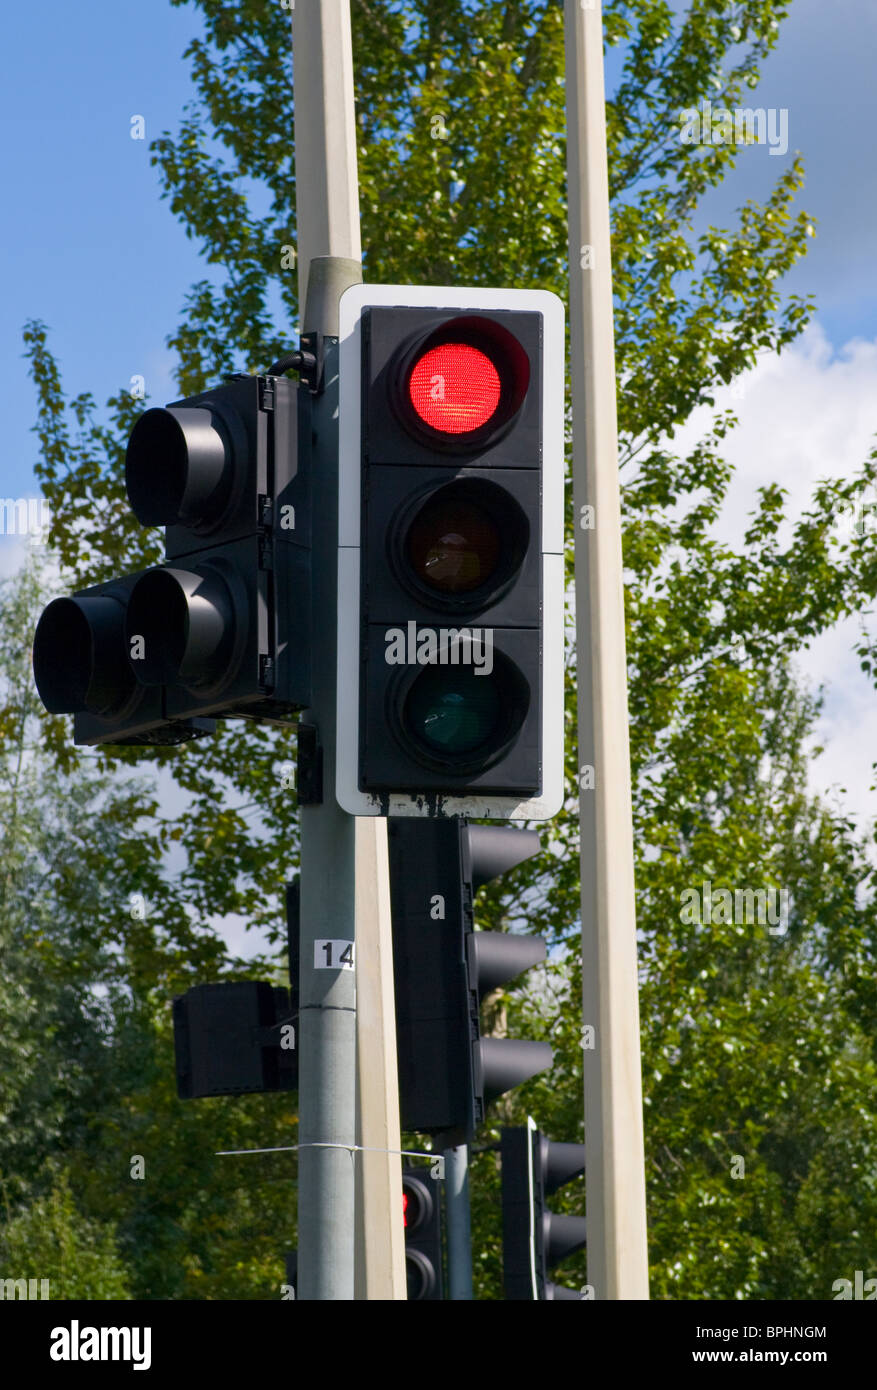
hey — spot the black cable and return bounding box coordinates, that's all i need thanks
[265,349,316,378]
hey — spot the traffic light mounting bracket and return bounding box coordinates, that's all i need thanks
[265,330,325,396]
[296,722,324,804]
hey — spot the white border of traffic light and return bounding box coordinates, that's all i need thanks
[336,283,565,820]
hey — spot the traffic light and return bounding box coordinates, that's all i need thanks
[32,573,216,748]
[172,878,300,1099]
[388,817,552,1142]
[33,373,312,743]
[501,1121,587,1300]
[172,980,297,1098]
[336,284,565,819]
[401,1167,444,1300]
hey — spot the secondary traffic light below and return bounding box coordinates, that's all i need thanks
[172,879,301,1099]
[502,1121,587,1300]
[389,816,552,1142]
[172,981,297,1099]
[336,284,565,820]
[401,1167,444,1300]
[33,372,312,743]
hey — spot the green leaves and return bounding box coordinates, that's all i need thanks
[0,1170,132,1301]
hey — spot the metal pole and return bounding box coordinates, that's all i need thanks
[563,0,650,1299]
[443,1145,473,1300]
[292,0,404,1300]
[292,0,360,1301]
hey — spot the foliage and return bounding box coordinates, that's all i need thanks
[0,1169,131,1301]
[0,556,297,1298]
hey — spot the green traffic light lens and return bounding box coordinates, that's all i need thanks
[405,668,501,755]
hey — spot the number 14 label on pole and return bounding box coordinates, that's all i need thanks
[315,939,355,970]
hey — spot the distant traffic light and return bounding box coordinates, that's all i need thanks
[401,1167,444,1300]
[173,878,300,1099]
[336,284,565,820]
[173,981,297,1098]
[33,374,312,743]
[502,1121,587,1300]
[388,817,552,1141]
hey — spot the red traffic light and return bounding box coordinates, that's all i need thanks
[337,288,566,820]
[401,1171,442,1298]
[402,1177,427,1231]
[408,342,501,434]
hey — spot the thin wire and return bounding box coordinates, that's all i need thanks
[215,1141,440,1161]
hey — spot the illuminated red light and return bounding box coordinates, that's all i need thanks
[402,1191,409,1227]
[408,343,501,434]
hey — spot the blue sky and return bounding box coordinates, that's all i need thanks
[0,0,206,501]
[690,0,877,346]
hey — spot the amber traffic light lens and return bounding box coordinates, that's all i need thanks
[406,495,502,594]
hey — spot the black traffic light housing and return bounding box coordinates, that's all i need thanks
[360,308,541,799]
[33,372,312,743]
[388,817,552,1142]
[32,574,218,747]
[402,1167,444,1300]
[501,1124,587,1300]
[173,980,297,1098]
[336,285,564,820]
[123,375,311,723]
[172,879,301,1099]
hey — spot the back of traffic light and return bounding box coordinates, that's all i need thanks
[337,284,565,820]
[388,816,552,1142]
[173,980,297,1098]
[172,879,301,1100]
[501,1121,587,1300]
[33,370,312,743]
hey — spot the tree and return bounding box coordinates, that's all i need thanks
[0,1169,131,1301]
[0,554,298,1299]
[18,0,877,1297]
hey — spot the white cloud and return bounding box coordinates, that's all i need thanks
[0,533,30,579]
[149,760,282,966]
[670,323,877,831]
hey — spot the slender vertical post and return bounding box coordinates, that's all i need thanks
[292,0,404,1300]
[293,0,361,298]
[564,0,650,1299]
[443,1144,473,1300]
[354,818,407,1298]
[294,274,358,1301]
[292,0,359,1301]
